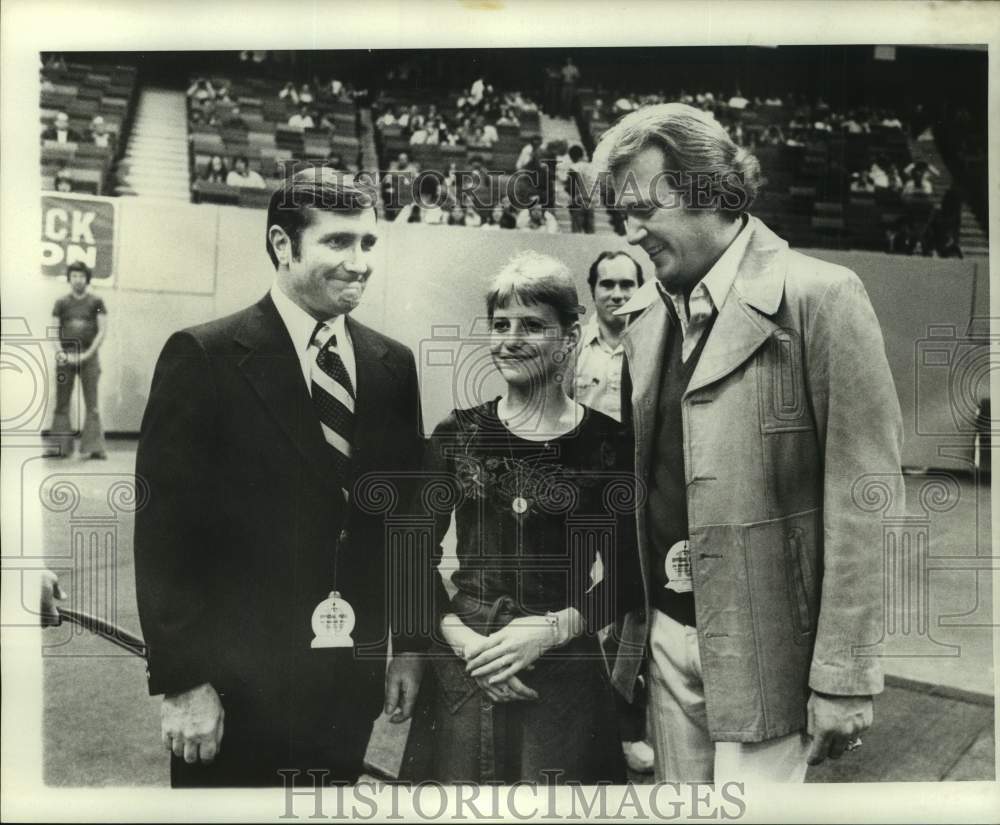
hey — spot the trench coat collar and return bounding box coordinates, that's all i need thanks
[620,215,789,423]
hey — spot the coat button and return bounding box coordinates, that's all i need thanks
[339,529,349,544]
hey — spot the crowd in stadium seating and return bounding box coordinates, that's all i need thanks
[185,71,365,206]
[37,51,980,258]
[371,76,580,231]
[39,55,137,195]
[576,85,968,253]
[373,74,962,245]
[585,88,912,149]
[375,80,538,150]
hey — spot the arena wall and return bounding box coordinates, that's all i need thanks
[25,197,989,470]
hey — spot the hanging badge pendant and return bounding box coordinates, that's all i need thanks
[311,590,356,648]
[664,540,693,594]
[512,496,529,515]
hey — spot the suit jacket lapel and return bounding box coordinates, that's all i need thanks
[235,294,333,480]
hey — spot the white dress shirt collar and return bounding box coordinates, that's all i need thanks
[656,215,752,362]
[269,282,354,390]
[659,214,751,322]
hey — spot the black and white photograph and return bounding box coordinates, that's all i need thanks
[1,1,997,821]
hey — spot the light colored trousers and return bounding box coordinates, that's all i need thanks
[646,608,811,783]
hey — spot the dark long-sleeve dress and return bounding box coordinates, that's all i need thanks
[400,398,642,783]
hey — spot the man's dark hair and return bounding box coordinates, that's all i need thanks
[66,261,93,284]
[587,251,644,294]
[237,155,250,167]
[265,166,377,269]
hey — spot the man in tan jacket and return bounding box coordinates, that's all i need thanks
[593,103,903,783]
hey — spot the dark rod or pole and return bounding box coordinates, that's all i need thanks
[56,608,147,659]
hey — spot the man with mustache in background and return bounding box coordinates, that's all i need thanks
[134,167,426,786]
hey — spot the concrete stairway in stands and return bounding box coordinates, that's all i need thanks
[358,107,379,172]
[909,133,988,257]
[539,112,619,235]
[908,133,952,207]
[539,111,583,149]
[960,205,989,257]
[115,87,191,201]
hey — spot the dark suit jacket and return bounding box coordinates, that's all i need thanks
[41,126,82,143]
[133,294,424,782]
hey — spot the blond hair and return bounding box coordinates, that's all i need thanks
[486,251,584,329]
[592,102,762,215]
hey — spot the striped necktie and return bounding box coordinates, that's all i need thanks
[310,321,355,497]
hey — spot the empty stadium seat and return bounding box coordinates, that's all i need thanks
[814,201,843,216]
[237,187,273,208]
[192,180,239,205]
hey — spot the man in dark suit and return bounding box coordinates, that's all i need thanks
[133,168,427,787]
[41,111,82,144]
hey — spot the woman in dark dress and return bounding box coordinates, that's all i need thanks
[402,251,641,784]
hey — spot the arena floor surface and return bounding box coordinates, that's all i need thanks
[37,442,994,786]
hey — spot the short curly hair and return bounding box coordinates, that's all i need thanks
[592,102,762,217]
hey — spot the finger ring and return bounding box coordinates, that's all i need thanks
[846,736,863,751]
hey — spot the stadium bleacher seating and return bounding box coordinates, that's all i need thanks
[577,91,917,251]
[36,52,982,255]
[186,74,363,205]
[370,87,545,219]
[39,60,138,195]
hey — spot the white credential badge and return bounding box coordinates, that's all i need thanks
[664,540,693,594]
[310,591,356,648]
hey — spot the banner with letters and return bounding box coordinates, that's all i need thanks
[40,193,117,281]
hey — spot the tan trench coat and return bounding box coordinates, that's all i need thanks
[612,216,904,742]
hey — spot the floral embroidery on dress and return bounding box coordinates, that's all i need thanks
[454,454,487,500]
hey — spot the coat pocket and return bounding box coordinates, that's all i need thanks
[745,508,821,643]
[757,328,811,433]
[783,522,820,636]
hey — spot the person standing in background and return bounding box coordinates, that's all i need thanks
[566,145,596,235]
[559,57,581,117]
[573,251,644,423]
[572,250,653,773]
[46,261,108,460]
